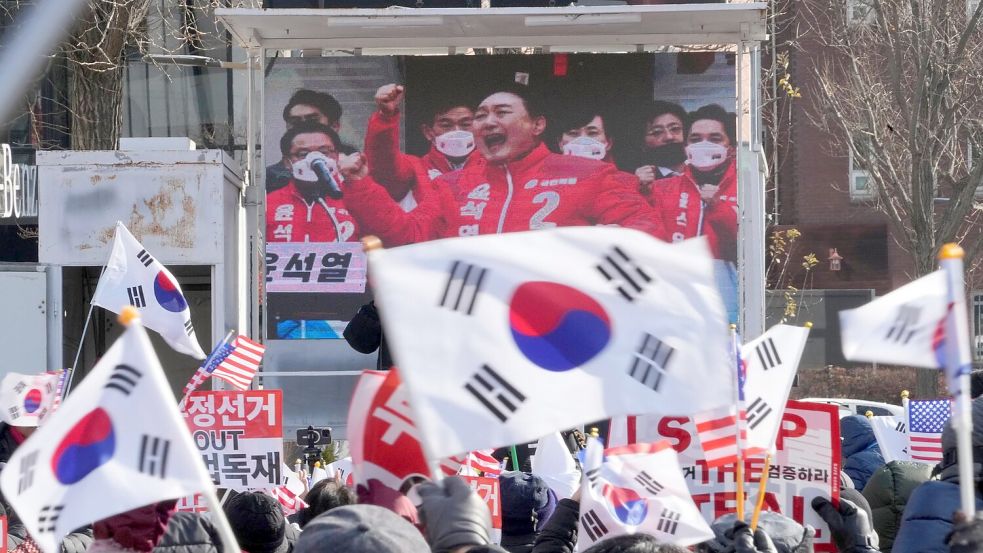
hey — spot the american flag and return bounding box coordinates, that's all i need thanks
[211,335,265,390]
[269,485,308,516]
[179,333,265,409]
[693,407,744,468]
[907,398,950,464]
[439,449,503,476]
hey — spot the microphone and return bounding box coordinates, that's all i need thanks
[305,151,344,199]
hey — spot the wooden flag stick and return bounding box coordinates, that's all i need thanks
[750,454,772,531]
[736,455,746,521]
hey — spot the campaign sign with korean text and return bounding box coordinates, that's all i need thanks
[637,400,841,552]
[266,242,366,294]
[184,390,283,491]
[462,476,502,544]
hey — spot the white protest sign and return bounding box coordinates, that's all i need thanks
[634,400,841,552]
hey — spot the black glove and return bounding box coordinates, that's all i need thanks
[947,510,983,553]
[416,476,491,553]
[732,521,779,553]
[811,497,879,553]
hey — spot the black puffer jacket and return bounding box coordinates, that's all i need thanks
[531,498,579,553]
[0,424,94,553]
[861,460,932,552]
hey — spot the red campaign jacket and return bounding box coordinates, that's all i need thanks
[343,143,667,247]
[364,110,484,205]
[645,160,738,261]
[265,181,359,243]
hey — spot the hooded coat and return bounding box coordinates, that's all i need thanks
[861,461,932,552]
[894,395,983,553]
[841,415,885,491]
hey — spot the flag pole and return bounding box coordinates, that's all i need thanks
[939,243,975,518]
[750,454,772,531]
[729,325,746,521]
[65,265,107,398]
[179,330,237,409]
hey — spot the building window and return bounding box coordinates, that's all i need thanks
[974,291,983,360]
[848,149,874,201]
[847,0,875,24]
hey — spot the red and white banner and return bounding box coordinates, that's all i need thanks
[349,370,431,503]
[632,401,841,552]
[184,390,283,490]
[463,476,502,544]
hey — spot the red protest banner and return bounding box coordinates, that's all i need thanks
[184,390,283,490]
[463,476,502,543]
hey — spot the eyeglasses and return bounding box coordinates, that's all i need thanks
[646,124,684,138]
[286,114,327,127]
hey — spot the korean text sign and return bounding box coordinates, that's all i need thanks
[639,400,841,552]
[185,390,283,490]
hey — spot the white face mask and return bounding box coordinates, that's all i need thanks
[434,130,475,158]
[562,136,607,160]
[685,141,729,171]
[292,151,343,185]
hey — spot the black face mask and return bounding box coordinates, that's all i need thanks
[649,141,687,168]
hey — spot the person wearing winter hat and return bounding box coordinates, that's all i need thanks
[499,472,558,553]
[893,394,983,553]
[699,511,815,553]
[860,460,932,552]
[295,505,430,553]
[840,415,885,492]
[223,492,299,553]
[581,534,688,553]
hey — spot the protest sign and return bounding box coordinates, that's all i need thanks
[266,243,367,294]
[636,400,841,552]
[462,476,502,544]
[185,390,283,490]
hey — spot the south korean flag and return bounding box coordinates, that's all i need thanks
[0,372,60,427]
[0,315,217,553]
[367,227,732,460]
[575,441,713,551]
[92,222,205,359]
[741,324,810,455]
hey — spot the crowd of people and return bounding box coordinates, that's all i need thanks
[6,391,983,552]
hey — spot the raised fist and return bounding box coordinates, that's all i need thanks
[339,152,369,182]
[375,83,405,117]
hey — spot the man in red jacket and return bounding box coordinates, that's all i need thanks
[645,104,737,261]
[338,86,666,246]
[644,103,739,321]
[364,84,483,210]
[266,123,359,243]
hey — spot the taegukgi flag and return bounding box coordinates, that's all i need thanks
[741,324,810,455]
[0,372,61,427]
[92,222,206,359]
[576,441,713,550]
[839,270,947,369]
[367,227,732,460]
[0,317,217,553]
